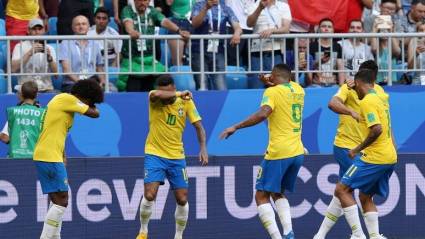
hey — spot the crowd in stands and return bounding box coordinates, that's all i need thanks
[0,0,424,93]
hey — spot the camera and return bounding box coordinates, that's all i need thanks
[34,40,45,53]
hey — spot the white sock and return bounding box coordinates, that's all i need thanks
[40,204,66,239]
[174,203,189,239]
[274,198,292,235]
[139,197,154,234]
[257,203,282,239]
[343,205,365,237]
[51,221,62,239]
[316,196,344,237]
[363,211,379,238]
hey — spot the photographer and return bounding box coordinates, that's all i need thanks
[407,22,425,85]
[11,19,58,93]
[371,13,401,85]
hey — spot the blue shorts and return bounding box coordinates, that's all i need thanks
[34,162,69,194]
[255,155,304,193]
[334,145,356,179]
[341,158,395,198]
[144,154,188,190]
[168,18,192,34]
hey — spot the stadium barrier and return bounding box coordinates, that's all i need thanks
[0,154,424,238]
[2,32,425,93]
[1,88,424,157]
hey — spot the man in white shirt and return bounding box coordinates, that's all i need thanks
[225,0,255,67]
[88,7,122,67]
[338,20,374,80]
[11,18,58,92]
[246,0,292,88]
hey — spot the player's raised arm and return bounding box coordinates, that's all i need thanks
[70,79,104,118]
[193,121,208,166]
[220,105,272,139]
[328,96,360,121]
[149,90,192,102]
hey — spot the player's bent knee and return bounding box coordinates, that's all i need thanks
[143,192,157,201]
[359,193,372,205]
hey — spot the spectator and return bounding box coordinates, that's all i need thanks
[59,15,105,92]
[113,0,129,26]
[4,81,46,159]
[11,19,58,93]
[371,14,402,85]
[88,7,123,67]
[117,0,190,92]
[285,38,314,87]
[166,0,195,66]
[309,18,345,87]
[343,0,374,32]
[338,19,374,80]
[5,0,41,52]
[363,0,402,33]
[39,0,60,19]
[399,0,425,33]
[191,0,242,90]
[57,0,95,35]
[246,0,291,89]
[225,0,255,67]
[407,21,425,84]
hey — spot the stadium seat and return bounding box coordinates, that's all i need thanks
[0,18,6,51]
[0,51,5,70]
[104,0,114,13]
[0,69,6,94]
[108,17,119,32]
[169,65,196,91]
[48,17,58,36]
[226,66,248,89]
[53,64,64,91]
[108,66,119,85]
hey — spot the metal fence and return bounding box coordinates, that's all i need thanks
[2,32,425,93]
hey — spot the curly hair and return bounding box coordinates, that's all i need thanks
[70,79,104,106]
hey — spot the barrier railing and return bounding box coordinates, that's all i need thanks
[1,32,425,93]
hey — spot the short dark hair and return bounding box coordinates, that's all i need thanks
[355,69,375,84]
[350,19,364,28]
[95,6,110,18]
[381,0,397,5]
[412,0,425,6]
[319,18,334,26]
[21,81,38,100]
[156,75,174,87]
[272,63,292,81]
[71,79,104,106]
[359,60,378,81]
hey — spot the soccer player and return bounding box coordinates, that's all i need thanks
[335,69,396,239]
[34,80,104,239]
[136,75,208,239]
[314,60,389,239]
[220,63,304,239]
[2,81,45,158]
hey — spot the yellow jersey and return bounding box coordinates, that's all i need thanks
[33,94,89,162]
[261,82,305,160]
[145,92,202,159]
[358,90,397,164]
[6,0,39,20]
[334,84,388,149]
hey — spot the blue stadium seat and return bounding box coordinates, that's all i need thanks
[0,69,6,93]
[53,64,64,91]
[0,18,6,51]
[0,50,5,70]
[108,17,119,32]
[104,0,114,13]
[169,65,196,91]
[226,66,248,89]
[48,17,58,36]
[108,66,119,85]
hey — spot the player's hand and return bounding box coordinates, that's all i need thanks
[259,74,275,87]
[199,147,208,166]
[350,110,360,122]
[179,90,192,100]
[219,126,237,139]
[346,78,355,88]
[303,147,309,155]
[348,149,358,159]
